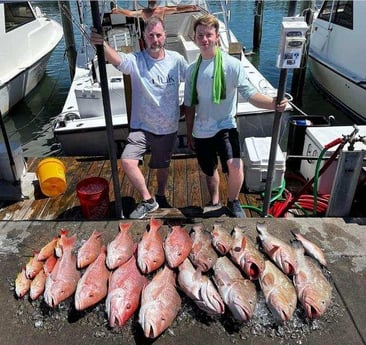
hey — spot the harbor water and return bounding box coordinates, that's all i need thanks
[2,1,358,157]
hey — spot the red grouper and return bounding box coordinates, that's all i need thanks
[189,224,218,272]
[106,222,135,270]
[292,241,332,319]
[164,224,193,268]
[44,235,81,307]
[139,265,181,338]
[137,217,165,274]
[211,221,233,255]
[229,225,265,280]
[77,230,104,269]
[106,254,147,327]
[256,221,297,276]
[213,256,257,321]
[74,246,110,311]
[258,260,297,322]
[178,257,225,316]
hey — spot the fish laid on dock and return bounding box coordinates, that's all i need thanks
[292,241,332,319]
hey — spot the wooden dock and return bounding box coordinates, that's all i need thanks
[0,155,263,221]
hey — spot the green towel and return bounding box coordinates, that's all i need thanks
[190,47,226,105]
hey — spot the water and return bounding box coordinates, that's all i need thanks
[2,1,358,157]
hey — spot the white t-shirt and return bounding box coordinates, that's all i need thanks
[116,49,187,134]
[184,51,257,138]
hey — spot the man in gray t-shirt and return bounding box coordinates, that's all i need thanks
[91,16,187,218]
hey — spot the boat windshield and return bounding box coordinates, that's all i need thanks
[5,2,36,32]
[318,0,353,30]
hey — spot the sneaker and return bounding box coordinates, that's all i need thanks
[155,195,172,208]
[129,199,159,219]
[227,199,246,218]
[204,201,222,212]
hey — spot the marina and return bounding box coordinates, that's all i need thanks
[0,1,365,344]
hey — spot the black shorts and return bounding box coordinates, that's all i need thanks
[195,128,241,176]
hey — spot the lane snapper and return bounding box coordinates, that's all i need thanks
[256,221,297,275]
[291,230,327,267]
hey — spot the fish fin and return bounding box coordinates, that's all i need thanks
[119,222,132,232]
[58,229,69,239]
[149,216,163,232]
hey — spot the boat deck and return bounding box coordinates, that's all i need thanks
[0,155,265,221]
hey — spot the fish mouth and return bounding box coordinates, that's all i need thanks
[231,302,251,321]
[216,242,229,255]
[144,321,158,339]
[246,262,261,280]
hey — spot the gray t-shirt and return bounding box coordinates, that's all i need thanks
[116,49,187,134]
[184,51,257,138]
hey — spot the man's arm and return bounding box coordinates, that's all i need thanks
[184,105,196,151]
[164,5,199,15]
[112,7,142,18]
[249,93,288,112]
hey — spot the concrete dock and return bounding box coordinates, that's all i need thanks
[1,217,365,345]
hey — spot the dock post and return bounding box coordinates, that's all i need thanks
[58,1,77,80]
[261,1,298,217]
[90,1,124,219]
[253,0,264,50]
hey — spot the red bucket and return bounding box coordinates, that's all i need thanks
[76,177,110,219]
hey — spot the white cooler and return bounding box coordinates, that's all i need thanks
[242,137,285,192]
[300,126,366,194]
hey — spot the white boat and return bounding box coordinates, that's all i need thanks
[53,0,292,156]
[308,0,366,122]
[0,2,63,117]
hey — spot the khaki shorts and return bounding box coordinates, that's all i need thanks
[122,130,177,169]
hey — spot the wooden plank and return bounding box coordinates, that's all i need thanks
[185,157,202,207]
[0,156,266,220]
[171,157,186,208]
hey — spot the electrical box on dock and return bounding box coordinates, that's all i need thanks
[242,137,285,192]
[277,17,308,69]
[300,126,366,194]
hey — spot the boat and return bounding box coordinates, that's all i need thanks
[0,2,63,117]
[308,0,366,122]
[53,0,293,156]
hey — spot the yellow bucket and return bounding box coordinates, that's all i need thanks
[36,158,66,197]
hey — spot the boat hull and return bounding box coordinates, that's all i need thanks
[308,55,366,122]
[0,52,52,116]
